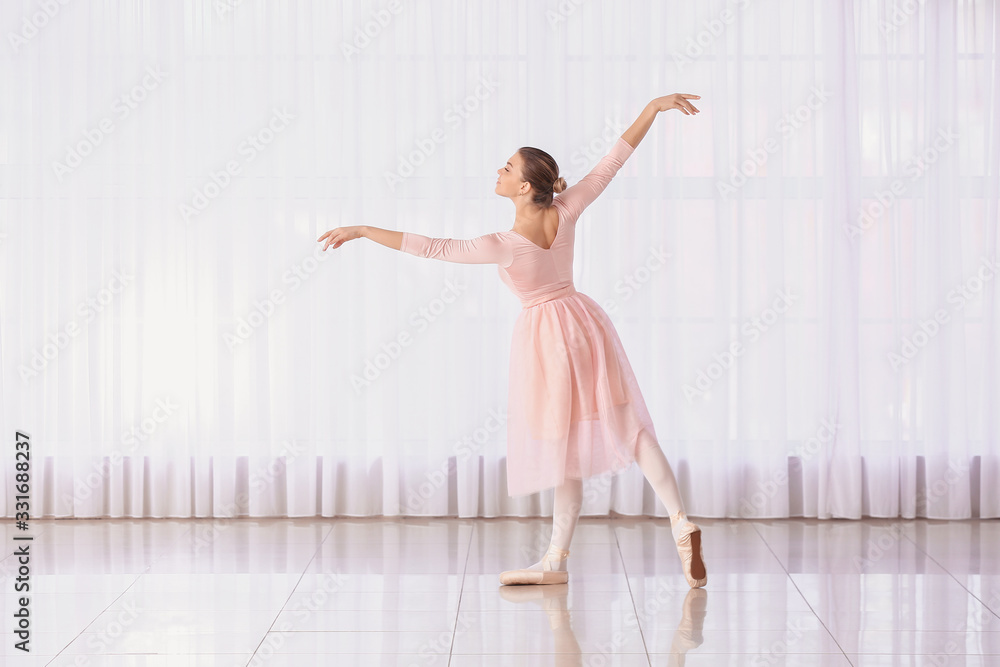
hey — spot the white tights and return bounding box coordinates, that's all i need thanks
[524,427,688,572]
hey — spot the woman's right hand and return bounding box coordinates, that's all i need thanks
[650,94,701,115]
[317,226,366,251]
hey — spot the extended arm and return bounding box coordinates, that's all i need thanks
[363,226,403,251]
[398,229,514,267]
[319,225,513,266]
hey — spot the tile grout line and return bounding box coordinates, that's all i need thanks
[447,519,475,665]
[749,520,857,667]
[45,519,200,666]
[898,520,1000,626]
[242,520,335,666]
[614,517,654,666]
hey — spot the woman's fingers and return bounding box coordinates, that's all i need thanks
[678,94,701,114]
[319,228,342,251]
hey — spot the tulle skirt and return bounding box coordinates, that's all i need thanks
[504,290,657,498]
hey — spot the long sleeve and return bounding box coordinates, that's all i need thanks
[400,230,515,267]
[553,136,635,224]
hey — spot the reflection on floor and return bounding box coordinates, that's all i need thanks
[1,517,998,665]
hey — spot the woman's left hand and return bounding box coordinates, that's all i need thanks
[650,93,701,115]
[318,226,366,251]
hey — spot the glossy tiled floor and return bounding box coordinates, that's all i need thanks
[1,517,998,666]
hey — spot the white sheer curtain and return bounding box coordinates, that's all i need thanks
[1,0,996,520]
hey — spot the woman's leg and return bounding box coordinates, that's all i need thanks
[521,476,583,572]
[635,427,707,587]
[550,477,584,553]
[634,427,686,518]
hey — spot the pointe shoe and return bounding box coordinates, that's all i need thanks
[499,544,570,585]
[671,511,707,589]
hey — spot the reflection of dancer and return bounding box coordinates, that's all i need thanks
[496,581,707,663]
[668,589,708,665]
[318,94,707,589]
[499,584,582,664]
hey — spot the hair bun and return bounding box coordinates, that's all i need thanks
[552,176,567,194]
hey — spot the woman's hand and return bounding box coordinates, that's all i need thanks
[649,93,701,115]
[317,226,366,251]
[621,94,702,149]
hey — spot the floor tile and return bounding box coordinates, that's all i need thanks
[12,517,994,664]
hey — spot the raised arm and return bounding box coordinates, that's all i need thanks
[552,137,636,223]
[555,94,701,223]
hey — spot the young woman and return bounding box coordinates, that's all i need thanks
[318,94,706,589]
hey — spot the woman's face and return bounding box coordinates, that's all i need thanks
[496,152,525,198]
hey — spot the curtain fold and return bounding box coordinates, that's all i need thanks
[1,0,996,519]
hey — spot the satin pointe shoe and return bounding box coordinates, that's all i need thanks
[671,511,707,589]
[499,544,570,585]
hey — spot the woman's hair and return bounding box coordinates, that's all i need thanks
[517,147,567,208]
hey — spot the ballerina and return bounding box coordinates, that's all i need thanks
[319,93,707,589]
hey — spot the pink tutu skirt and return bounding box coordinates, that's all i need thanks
[504,287,657,498]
